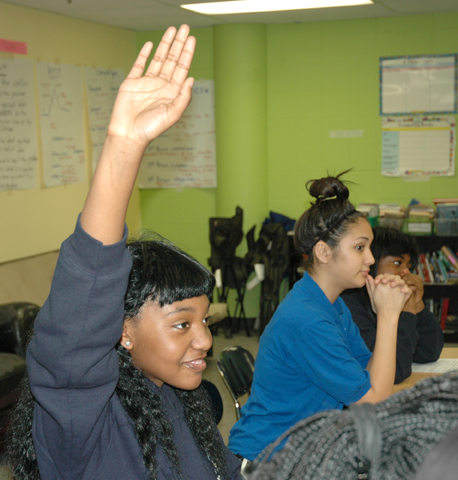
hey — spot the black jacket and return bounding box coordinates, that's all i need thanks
[342,288,444,384]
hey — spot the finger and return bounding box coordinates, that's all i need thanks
[148,25,190,81]
[145,26,178,77]
[366,275,374,291]
[391,277,405,287]
[126,42,154,79]
[166,77,195,122]
[170,36,196,88]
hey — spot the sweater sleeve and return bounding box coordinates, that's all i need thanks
[412,308,444,364]
[394,312,419,383]
[27,216,133,478]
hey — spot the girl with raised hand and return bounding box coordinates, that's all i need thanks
[6,25,242,480]
[229,171,412,464]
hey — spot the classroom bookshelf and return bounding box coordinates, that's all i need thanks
[414,235,458,343]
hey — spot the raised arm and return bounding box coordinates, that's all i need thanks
[81,25,195,244]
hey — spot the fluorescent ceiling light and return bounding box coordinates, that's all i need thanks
[181,0,373,15]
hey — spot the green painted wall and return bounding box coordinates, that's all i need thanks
[267,14,458,219]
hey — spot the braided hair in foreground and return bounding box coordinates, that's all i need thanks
[5,235,229,480]
[247,371,458,480]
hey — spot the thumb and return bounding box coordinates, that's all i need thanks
[177,77,194,107]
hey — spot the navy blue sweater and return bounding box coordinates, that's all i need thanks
[27,218,241,479]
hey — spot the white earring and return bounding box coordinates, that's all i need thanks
[125,340,131,347]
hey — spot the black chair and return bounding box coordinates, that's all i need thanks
[216,346,255,420]
[208,206,252,336]
[0,302,40,451]
[251,222,290,336]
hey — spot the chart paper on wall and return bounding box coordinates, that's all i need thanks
[37,62,85,187]
[382,116,455,177]
[85,67,124,171]
[138,79,216,189]
[0,58,38,191]
[380,54,457,115]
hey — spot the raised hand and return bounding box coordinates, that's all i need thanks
[108,25,196,149]
[81,25,196,245]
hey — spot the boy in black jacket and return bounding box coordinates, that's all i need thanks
[342,226,444,384]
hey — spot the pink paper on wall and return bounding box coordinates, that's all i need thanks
[0,38,27,55]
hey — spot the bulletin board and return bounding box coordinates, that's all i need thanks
[380,54,457,115]
[381,116,455,177]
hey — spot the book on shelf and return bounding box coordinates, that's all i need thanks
[418,247,458,283]
[379,203,403,210]
[438,250,454,271]
[357,203,379,218]
[441,246,458,272]
[431,252,446,283]
[440,298,450,330]
[435,252,450,282]
[408,205,435,219]
[419,253,432,283]
[379,203,405,217]
[433,197,458,204]
[427,253,441,283]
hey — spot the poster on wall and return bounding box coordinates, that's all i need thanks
[37,62,85,187]
[381,116,455,177]
[0,57,38,191]
[138,79,216,189]
[380,54,457,115]
[85,67,124,171]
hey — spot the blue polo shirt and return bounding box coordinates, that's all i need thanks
[228,273,372,460]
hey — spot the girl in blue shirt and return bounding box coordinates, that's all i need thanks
[229,172,412,462]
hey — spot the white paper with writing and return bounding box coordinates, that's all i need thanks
[37,62,85,186]
[0,58,38,191]
[139,79,216,189]
[85,67,124,171]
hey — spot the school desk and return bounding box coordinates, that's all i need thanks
[392,347,458,394]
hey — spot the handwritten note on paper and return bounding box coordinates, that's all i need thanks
[85,67,124,170]
[0,58,38,191]
[139,79,216,189]
[382,116,455,177]
[37,62,85,187]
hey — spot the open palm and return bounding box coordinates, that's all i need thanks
[108,25,196,148]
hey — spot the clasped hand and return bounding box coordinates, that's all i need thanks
[366,273,412,316]
[399,268,424,306]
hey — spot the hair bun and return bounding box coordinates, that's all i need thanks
[306,171,350,203]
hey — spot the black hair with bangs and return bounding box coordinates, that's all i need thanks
[369,226,420,277]
[124,234,216,318]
